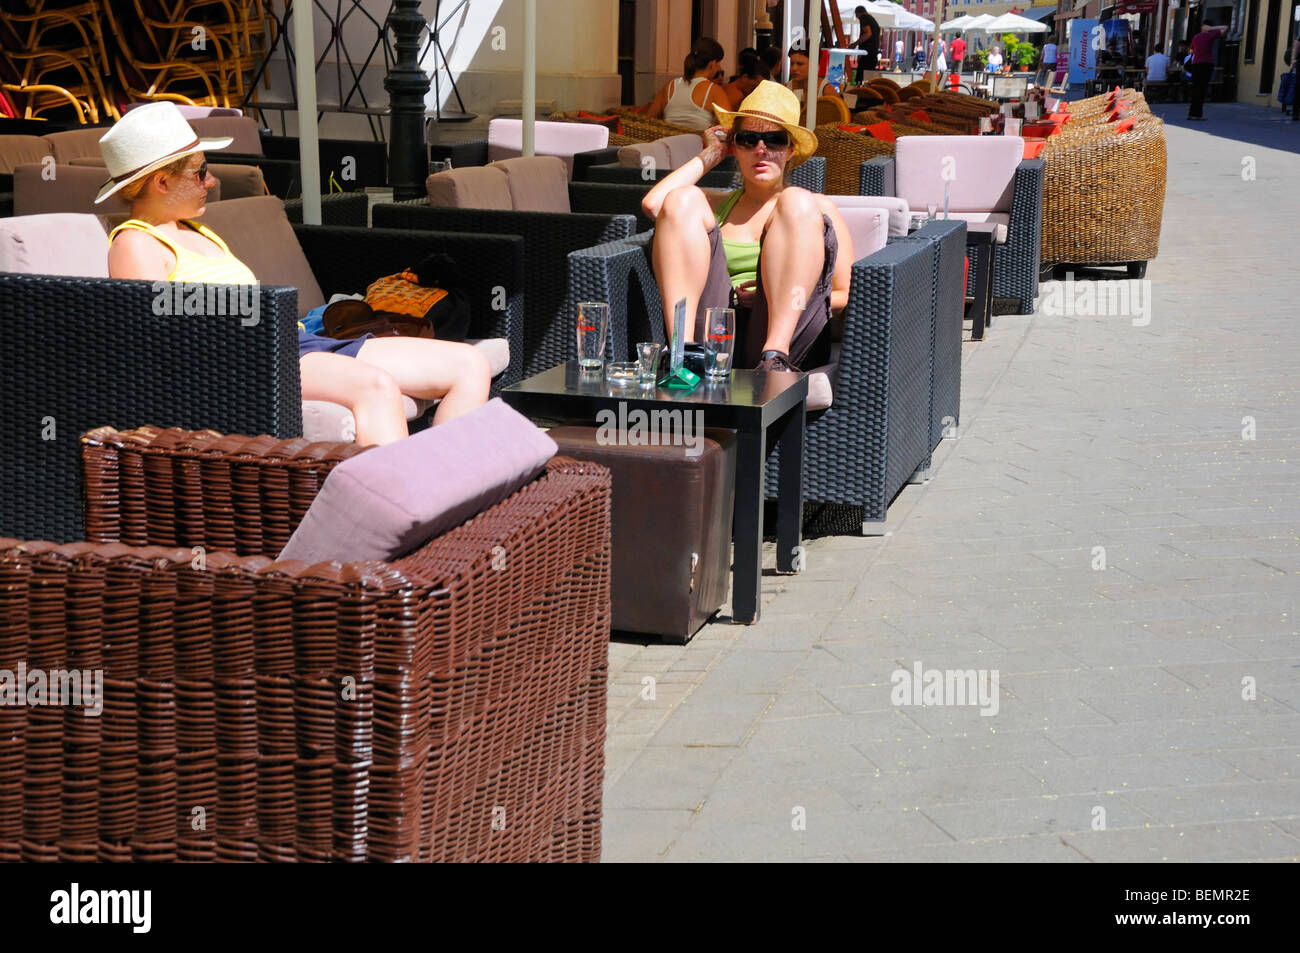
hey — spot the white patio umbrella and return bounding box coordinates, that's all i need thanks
[940,15,975,32]
[982,13,1050,34]
[838,1,898,29]
[963,14,998,32]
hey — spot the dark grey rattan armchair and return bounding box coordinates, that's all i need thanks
[0,222,526,543]
[568,224,935,533]
[860,149,1044,314]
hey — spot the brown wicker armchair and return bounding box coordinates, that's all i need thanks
[0,425,612,863]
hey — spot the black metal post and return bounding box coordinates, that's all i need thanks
[385,0,432,201]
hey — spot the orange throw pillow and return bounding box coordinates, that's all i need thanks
[1022,140,1047,159]
[907,109,932,123]
[578,110,623,135]
[864,121,896,142]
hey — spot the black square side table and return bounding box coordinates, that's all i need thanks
[503,362,808,625]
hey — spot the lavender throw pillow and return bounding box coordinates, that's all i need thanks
[279,398,556,563]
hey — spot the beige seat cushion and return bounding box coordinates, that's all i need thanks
[67,155,107,166]
[207,163,267,199]
[426,165,513,209]
[833,195,911,236]
[0,213,108,276]
[660,134,705,169]
[489,156,570,213]
[189,116,264,155]
[197,195,325,315]
[0,135,54,174]
[14,164,218,216]
[617,140,670,173]
[487,118,609,178]
[42,128,107,164]
[945,211,1010,244]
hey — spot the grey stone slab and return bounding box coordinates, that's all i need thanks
[646,693,774,748]
[843,834,1090,863]
[1213,747,1300,782]
[1029,752,1251,797]
[604,746,737,811]
[852,728,1069,774]
[1043,719,1262,760]
[599,809,698,862]
[831,762,1051,811]
[1079,690,1295,724]
[921,793,1153,841]
[714,744,878,787]
[1122,780,1300,826]
[671,809,953,861]
[743,709,929,753]
[1063,820,1300,863]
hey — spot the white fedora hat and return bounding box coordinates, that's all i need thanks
[94,101,234,204]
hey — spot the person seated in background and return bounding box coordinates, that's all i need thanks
[1145,44,1169,83]
[913,42,925,69]
[786,45,843,103]
[97,103,490,446]
[723,47,769,108]
[641,82,853,376]
[986,46,1004,73]
[645,37,729,131]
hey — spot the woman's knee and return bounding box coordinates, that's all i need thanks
[454,343,493,388]
[658,185,709,223]
[352,362,404,407]
[773,186,818,219]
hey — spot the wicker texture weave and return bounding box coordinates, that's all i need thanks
[371,203,635,380]
[816,125,896,196]
[0,429,612,863]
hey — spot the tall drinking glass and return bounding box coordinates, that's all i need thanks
[576,301,609,370]
[704,307,735,381]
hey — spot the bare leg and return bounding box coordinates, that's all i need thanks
[356,337,491,425]
[650,186,716,342]
[300,351,409,446]
[759,188,825,356]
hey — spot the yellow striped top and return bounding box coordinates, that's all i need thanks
[108,218,259,285]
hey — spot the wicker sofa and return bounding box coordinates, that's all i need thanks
[0,426,612,862]
[0,197,526,542]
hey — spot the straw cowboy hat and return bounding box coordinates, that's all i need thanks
[94,101,233,204]
[711,80,818,169]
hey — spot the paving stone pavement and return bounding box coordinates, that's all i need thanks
[600,104,1300,862]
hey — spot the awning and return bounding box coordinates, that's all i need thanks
[1021,6,1057,21]
[1111,1,1158,12]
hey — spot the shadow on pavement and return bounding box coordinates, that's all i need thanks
[1151,101,1300,153]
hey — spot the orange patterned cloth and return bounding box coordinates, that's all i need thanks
[365,269,448,318]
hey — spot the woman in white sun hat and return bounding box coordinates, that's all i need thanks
[97,102,490,445]
[641,81,852,374]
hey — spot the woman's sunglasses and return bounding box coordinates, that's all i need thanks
[733,130,791,150]
[183,161,208,182]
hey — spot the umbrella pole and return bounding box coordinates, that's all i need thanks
[292,1,320,224]
[806,0,822,130]
[522,0,535,156]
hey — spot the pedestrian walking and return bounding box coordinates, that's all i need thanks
[1187,22,1227,120]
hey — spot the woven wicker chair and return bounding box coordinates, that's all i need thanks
[609,107,700,143]
[866,81,901,104]
[567,227,939,533]
[0,429,611,863]
[815,124,895,196]
[1040,113,1166,275]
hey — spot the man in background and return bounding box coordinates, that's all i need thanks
[853,5,881,84]
[950,34,967,78]
[1187,22,1228,120]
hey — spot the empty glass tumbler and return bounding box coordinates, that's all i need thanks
[704,307,735,381]
[576,301,609,369]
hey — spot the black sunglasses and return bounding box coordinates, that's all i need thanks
[186,161,208,182]
[733,129,791,150]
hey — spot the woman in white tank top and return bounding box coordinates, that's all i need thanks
[645,37,726,131]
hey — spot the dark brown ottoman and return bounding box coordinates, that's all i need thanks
[548,426,736,644]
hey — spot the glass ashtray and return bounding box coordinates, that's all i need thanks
[605,362,639,384]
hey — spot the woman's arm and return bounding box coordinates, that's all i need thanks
[107,230,174,281]
[645,79,672,119]
[818,197,853,313]
[640,125,728,221]
[696,79,728,114]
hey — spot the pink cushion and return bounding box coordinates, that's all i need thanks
[0,134,53,174]
[830,194,910,238]
[617,140,670,172]
[832,206,888,264]
[489,156,570,213]
[278,398,557,563]
[660,134,705,169]
[426,165,513,209]
[894,135,1023,213]
[487,119,609,178]
[0,212,108,276]
[197,195,324,315]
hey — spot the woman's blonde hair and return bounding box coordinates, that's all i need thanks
[117,155,193,202]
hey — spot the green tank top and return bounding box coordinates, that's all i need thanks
[715,190,760,290]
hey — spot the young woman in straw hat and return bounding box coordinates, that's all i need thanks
[96,102,490,445]
[642,80,852,373]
